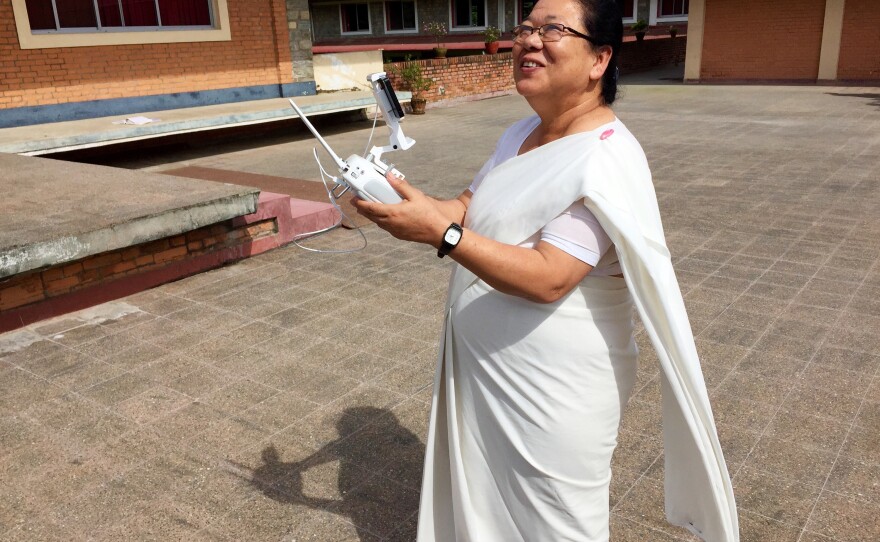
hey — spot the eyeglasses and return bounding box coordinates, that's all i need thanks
[511,23,596,44]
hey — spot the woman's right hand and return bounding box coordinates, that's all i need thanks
[352,173,451,248]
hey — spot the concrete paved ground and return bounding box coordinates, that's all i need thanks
[2,71,880,541]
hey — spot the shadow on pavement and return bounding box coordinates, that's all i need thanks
[826,92,880,109]
[240,406,425,540]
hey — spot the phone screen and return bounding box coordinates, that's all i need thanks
[378,76,405,120]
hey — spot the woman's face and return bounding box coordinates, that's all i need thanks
[513,0,597,103]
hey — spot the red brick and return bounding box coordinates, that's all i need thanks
[209,224,229,236]
[81,269,100,283]
[83,252,122,270]
[154,246,187,264]
[44,275,80,295]
[108,261,137,275]
[63,262,83,277]
[42,267,64,283]
[187,228,213,242]
[142,239,169,254]
[0,274,45,310]
[135,255,155,267]
[121,247,140,261]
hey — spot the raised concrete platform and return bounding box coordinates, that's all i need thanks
[0,153,341,332]
[0,153,260,280]
[0,90,411,156]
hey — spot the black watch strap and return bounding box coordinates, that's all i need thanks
[438,223,463,258]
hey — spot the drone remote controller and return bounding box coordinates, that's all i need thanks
[289,73,416,204]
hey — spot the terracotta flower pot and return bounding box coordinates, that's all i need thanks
[410,97,427,115]
[485,41,499,54]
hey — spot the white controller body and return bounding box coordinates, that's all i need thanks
[340,154,403,204]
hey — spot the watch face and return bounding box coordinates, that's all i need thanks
[444,228,462,245]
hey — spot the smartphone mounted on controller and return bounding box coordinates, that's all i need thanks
[289,73,415,204]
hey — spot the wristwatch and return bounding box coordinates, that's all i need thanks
[438,223,463,258]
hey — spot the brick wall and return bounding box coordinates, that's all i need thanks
[700,0,825,81]
[619,36,687,74]
[838,0,880,81]
[0,218,277,313]
[385,53,515,103]
[383,37,686,103]
[0,0,294,109]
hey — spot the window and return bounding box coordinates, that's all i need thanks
[622,0,635,20]
[519,0,535,22]
[453,0,485,28]
[24,0,213,32]
[341,3,370,33]
[385,1,416,32]
[12,0,230,49]
[658,0,688,17]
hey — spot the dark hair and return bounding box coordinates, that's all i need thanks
[575,0,623,104]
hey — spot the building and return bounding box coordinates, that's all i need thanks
[2,0,875,131]
[685,0,879,82]
[310,0,688,53]
[0,0,316,128]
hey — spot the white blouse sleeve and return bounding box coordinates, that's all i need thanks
[540,200,613,266]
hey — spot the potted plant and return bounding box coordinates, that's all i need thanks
[668,25,678,38]
[423,21,448,58]
[483,26,501,54]
[631,19,648,42]
[393,57,433,114]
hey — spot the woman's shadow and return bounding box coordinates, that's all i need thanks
[236,406,425,540]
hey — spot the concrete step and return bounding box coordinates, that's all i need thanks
[0,154,340,332]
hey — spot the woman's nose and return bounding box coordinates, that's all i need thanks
[521,31,544,50]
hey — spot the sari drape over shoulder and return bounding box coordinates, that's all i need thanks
[417,120,739,542]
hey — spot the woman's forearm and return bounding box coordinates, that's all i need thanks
[428,189,471,224]
[429,196,468,224]
[447,229,592,304]
[352,180,589,302]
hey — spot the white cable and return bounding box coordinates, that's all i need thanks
[291,148,368,254]
[363,104,381,157]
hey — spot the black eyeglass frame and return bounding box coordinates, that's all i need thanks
[511,23,597,45]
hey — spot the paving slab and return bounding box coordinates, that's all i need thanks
[1,67,879,541]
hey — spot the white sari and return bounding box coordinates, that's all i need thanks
[417,119,739,542]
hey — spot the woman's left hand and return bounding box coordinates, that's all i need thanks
[351,172,449,247]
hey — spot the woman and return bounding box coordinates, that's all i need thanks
[353,0,738,540]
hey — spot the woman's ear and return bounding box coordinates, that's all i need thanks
[590,46,613,81]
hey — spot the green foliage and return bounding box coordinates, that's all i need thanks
[423,21,448,48]
[630,19,648,32]
[483,26,501,43]
[392,56,432,97]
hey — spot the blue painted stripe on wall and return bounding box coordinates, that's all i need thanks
[0,82,316,129]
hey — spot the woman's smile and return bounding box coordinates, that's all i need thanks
[519,58,546,74]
